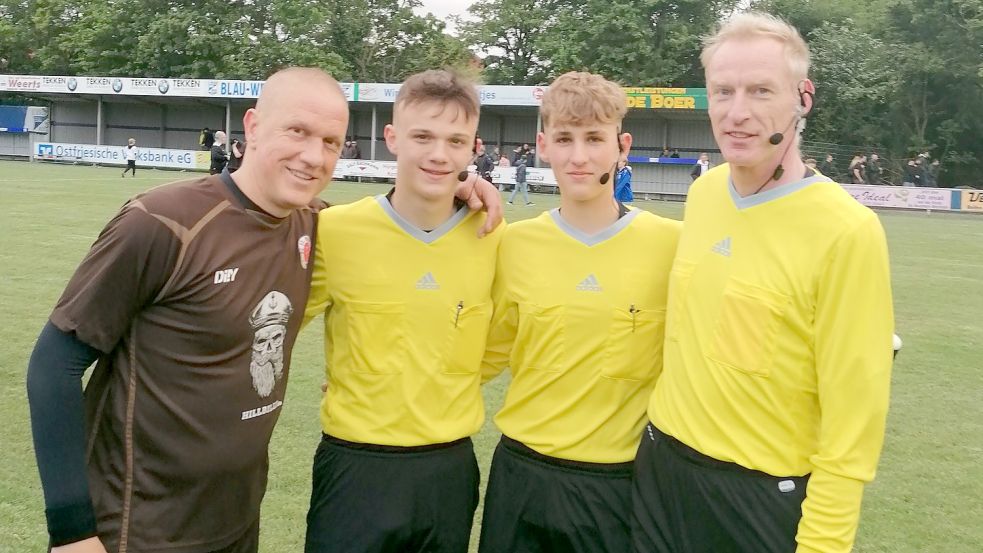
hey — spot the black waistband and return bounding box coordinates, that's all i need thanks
[321,433,471,454]
[646,423,809,480]
[500,435,634,475]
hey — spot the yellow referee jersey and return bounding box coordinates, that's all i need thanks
[650,165,894,553]
[305,195,503,446]
[484,208,680,463]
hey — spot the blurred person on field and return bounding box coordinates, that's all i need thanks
[121,137,138,178]
[210,130,229,175]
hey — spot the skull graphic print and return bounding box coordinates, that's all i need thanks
[248,291,293,398]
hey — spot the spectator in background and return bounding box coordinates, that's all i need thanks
[670,148,681,158]
[614,157,634,202]
[866,153,883,185]
[228,138,246,173]
[660,146,671,158]
[512,143,531,165]
[913,157,926,186]
[350,140,362,159]
[924,159,940,187]
[804,158,817,171]
[526,148,536,167]
[340,141,355,159]
[498,154,511,167]
[200,127,214,151]
[475,144,496,189]
[508,156,532,206]
[690,152,711,182]
[849,154,866,184]
[209,130,228,175]
[121,138,138,178]
[902,159,920,187]
[818,153,835,179]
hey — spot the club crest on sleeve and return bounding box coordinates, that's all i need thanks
[298,235,312,269]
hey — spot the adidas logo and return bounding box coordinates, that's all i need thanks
[576,274,603,292]
[415,272,440,290]
[712,237,732,257]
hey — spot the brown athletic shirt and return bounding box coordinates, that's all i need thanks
[50,173,319,553]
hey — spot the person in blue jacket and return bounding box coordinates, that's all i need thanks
[614,158,633,202]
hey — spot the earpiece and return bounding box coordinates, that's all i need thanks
[601,129,624,185]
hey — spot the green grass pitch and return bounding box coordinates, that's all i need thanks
[0,161,980,552]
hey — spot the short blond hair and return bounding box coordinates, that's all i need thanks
[395,69,480,122]
[541,71,627,129]
[701,12,810,81]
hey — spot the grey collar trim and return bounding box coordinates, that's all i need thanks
[549,208,639,246]
[376,195,470,244]
[728,174,830,210]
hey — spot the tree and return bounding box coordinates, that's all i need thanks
[805,22,899,148]
[458,0,554,85]
[759,0,983,185]
[540,0,741,86]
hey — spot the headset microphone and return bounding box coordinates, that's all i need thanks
[599,129,625,185]
[599,160,620,185]
[753,86,814,194]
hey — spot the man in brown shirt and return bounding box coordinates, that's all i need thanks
[27,67,348,553]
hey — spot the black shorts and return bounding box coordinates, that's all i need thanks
[478,436,633,553]
[126,160,136,169]
[304,434,479,553]
[631,423,809,553]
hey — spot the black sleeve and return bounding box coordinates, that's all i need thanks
[26,322,102,546]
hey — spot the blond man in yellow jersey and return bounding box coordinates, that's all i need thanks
[479,72,680,553]
[632,13,894,553]
[303,70,504,553]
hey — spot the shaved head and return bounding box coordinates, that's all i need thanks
[235,66,349,217]
[256,68,346,112]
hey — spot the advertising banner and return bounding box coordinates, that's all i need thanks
[35,142,209,170]
[2,74,707,110]
[962,190,983,212]
[624,87,708,110]
[333,159,399,179]
[0,74,269,99]
[332,160,559,187]
[0,106,48,133]
[842,185,955,211]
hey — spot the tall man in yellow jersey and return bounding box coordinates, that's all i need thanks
[303,69,503,553]
[631,13,895,553]
[479,72,680,553]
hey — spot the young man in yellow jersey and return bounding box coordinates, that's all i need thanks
[632,13,894,553]
[478,71,681,553]
[302,69,503,553]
